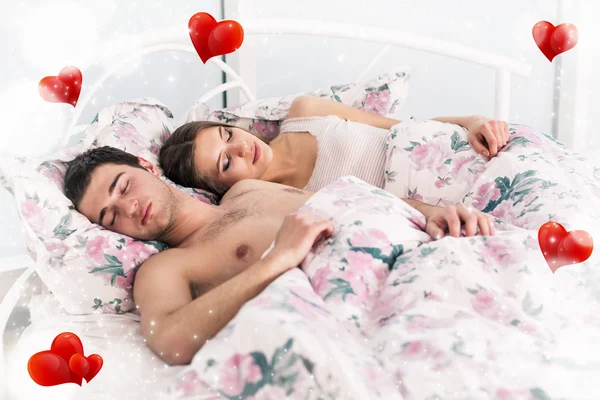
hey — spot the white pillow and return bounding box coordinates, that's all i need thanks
[0,98,218,315]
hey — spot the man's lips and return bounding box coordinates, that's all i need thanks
[141,203,152,225]
[253,142,261,164]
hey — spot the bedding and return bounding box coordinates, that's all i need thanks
[178,66,411,141]
[165,123,600,399]
[0,98,218,315]
[5,294,183,400]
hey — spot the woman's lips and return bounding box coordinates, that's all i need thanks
[141,203,152,225]
[253,142,261,164]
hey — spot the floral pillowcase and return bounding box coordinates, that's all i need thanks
[178,66,411,141]
[0,98,218,315]
[383,118,488,206]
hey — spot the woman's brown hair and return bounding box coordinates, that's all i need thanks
[159,121,234,196]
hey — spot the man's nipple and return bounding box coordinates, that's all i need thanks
[236,244,249,260]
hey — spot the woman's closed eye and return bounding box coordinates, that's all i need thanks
[223,153,231,171]
[221,128,233,172]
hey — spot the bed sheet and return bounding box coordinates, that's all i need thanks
[5,294,184,400]
[165,123,600,399]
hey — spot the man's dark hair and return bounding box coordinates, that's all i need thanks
[159,121,231,196]
[64,146,145,209]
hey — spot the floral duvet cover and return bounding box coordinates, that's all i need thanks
[166,121,600,400]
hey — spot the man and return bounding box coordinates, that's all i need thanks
[64,146,494,366]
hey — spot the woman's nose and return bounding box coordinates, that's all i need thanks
[232,141,249,157]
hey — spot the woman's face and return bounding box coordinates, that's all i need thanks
[194,125,273,188]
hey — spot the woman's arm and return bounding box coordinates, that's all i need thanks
[288,96,474,130]
[288,96,509,157]
[288,95,400,129]
[403,199,495,238]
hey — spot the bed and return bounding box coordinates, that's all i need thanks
[3,10,600,400]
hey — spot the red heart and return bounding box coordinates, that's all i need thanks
[39,66,82,107]
[69,353,90,378]
[188,12,244,63]
[84,354,104,383]
[28,350,73,387]
[50,332,84,385]
[538,221,593,272]
[532,21,578,62]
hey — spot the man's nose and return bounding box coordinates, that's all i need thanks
[122,198,139,218]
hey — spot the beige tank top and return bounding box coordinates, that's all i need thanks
[278,116,388,192]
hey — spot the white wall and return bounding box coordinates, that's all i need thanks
[0,0,223,263]
[574,0,600,150]
[229,0,558,134]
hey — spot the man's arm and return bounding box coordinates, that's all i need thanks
[134,250,287,365]
[288,96,475,130]
[134,212,334,366]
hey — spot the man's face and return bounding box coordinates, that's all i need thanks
[78,161,177,241]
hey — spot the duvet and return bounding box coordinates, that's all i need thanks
[166,120,600,400]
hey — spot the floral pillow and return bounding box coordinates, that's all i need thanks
[0,98,218,315]
[179,66,411,141]
[383,118,487,206]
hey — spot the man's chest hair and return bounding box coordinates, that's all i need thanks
[201,189,264,242]
[203,186,307,241]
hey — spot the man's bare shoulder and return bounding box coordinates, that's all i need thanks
[139,247,180,266]
[227,178,264,191]
[135,248,197,283]
[222,179,268,202]
[224,179,312,201]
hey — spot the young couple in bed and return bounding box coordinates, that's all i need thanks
[64,95,509,365]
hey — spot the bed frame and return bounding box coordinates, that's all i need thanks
[0,13,531,397]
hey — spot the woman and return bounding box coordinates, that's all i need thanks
[159,96,509,196]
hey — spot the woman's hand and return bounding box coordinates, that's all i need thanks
[267,211,334,273]
[425,204,495,239]
[465,115,509,158]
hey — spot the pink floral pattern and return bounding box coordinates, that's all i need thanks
[5,98,219,315]
[86,236,110,263]
[170,175,600,399]
[21,197,45,233]
[473,181,501,210]
[479,236,518,265]
[349,229,392,253]
[220,354,262,397]
[361,88,391,115]
[408,139,453,174]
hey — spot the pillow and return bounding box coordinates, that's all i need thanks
[383,118,484,206]
[0,98,218,315]
[178,66,411,141]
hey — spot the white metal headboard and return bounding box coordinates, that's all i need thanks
[62,18,531,147]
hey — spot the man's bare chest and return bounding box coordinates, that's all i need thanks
[184,185,312,293]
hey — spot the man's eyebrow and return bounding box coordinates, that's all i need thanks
[98,172,124,225]
[216,127,223,174]
[109,172,125,196]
